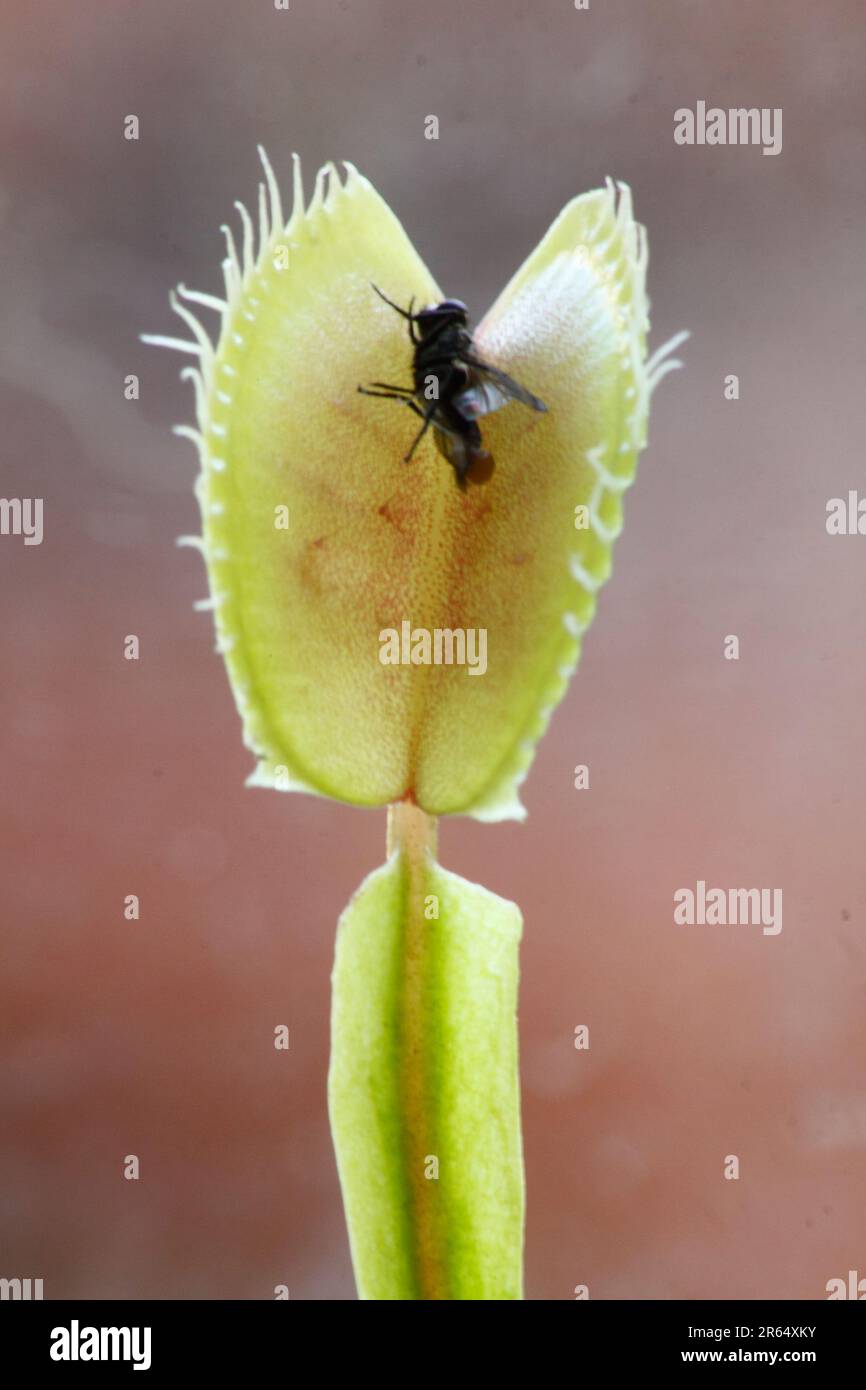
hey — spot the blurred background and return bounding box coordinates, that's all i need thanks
[1,0,864,1300]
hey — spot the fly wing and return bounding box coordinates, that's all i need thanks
[451,372,513,420]
[453,355,548,418]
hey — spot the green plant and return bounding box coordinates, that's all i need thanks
[144,149,685,1300]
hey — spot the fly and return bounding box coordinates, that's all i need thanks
[358,285,548,488]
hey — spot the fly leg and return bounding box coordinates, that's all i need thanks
[370,284,421,343]
[406,298,419,345]
[360,381,415,395]
[358,384,423,412]
[358,386,428,446]
[403,368,455,462]
[402,400,440,461]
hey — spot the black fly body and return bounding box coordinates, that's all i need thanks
[358,285,548,488]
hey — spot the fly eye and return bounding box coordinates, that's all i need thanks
[419,299,467,321]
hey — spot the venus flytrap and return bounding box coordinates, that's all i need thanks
[144,147,685,1300]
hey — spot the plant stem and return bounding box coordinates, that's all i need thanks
[386,801,449,1297]
[329,800,523,1299]
[386,799,438,861]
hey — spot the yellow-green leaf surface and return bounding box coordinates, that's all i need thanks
[151,152,682,818]
[328,806,523,1300]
